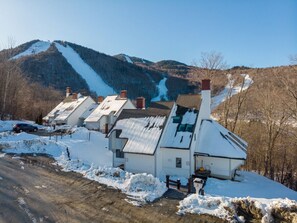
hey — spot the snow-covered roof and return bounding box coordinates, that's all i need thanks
[79,103,98,119]
[114,116,166,155]
[160,104,198,149]
[196,119,247,159]
[44,95,89,122]
[85,95,129,122]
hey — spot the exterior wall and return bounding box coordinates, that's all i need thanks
[85,121,100,130]
[108,131,127,167]
[159,148,190,178]
[125,153,155,175]
[156,102,176,177]
[113,153,125,168]
[67,97,95,126]
[196,156,245,179]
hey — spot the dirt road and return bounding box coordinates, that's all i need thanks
[0,154,224,223]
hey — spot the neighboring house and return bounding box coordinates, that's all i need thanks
[43,88,95,126]
[108,80,248,180]
[84,90,136,133]
[108,100,174,174]
[78,103,98,127]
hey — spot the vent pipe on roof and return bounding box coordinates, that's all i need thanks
[66,87,71,97]
[120,90,127,99]
[136,97,145,109]
[98,96,104,103]
[200,79,211,119]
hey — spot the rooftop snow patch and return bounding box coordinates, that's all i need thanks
[196,119,247,159]
[211,74,253,111]
[54,42,114,96]
[114,116,166,155]
[85,95,128,122]
[11,41,51,60]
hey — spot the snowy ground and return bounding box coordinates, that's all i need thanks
[54,42,115,96]
[0,126,166,204]
[0,120,45,132]
[211,74,253,111]
[178,171,297,222]
[151,77,168,101]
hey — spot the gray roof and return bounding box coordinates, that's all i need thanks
[117,101,174,121]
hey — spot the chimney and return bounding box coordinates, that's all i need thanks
[66,87,71,97]
[120,90,127,99]
[72,93,78,100]
[200,79,211,119]
[98,96,104,103]
[136,97,145,109]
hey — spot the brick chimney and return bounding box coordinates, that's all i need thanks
[98,96,104,103]
[136,97,145,109]
[72,93,78,100]
[120,90,127,99]
[200,79,211,119]
[66,87,71,97]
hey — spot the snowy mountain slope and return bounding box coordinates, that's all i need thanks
[211,74,253,111]
[151,77,169,101]
[54,42,115,96]
[11,41,51,60]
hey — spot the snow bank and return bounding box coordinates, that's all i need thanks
[151,77,168,101]
[11,41,51,60]
[178,171,297,221]
[54,42,114,96]
[178,195,297,222]
[211,74,253,111]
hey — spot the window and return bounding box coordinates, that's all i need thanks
[116,149,124,158]
[176,158,182,168]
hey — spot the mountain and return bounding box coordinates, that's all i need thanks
[0,40,196,102]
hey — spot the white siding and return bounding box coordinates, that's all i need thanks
[160,148,190,178]
[113,153,125,167]
[125,153,155,175]
[196,156,245,179]
[67,97,94,126]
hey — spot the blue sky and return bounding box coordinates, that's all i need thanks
[0,0,296,68]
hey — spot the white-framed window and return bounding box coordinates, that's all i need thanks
[116,149,124,158]
[176,157,182,168]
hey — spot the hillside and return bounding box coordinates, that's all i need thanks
[0,40,197,102]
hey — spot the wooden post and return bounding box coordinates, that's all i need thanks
[188,177,192,194]
[177,179,181,190]
[55,135,58,142]
[166,175,170,188]
[88,132,91,141]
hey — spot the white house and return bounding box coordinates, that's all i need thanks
[84,90,135,133]
[43,87,95,127]
[108,80,248,180]
[108,100,174,173]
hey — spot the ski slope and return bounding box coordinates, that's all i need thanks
[211,74,253,111]
[151,77,168,101]
[54,42,114,96]
[11,41,51,59]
